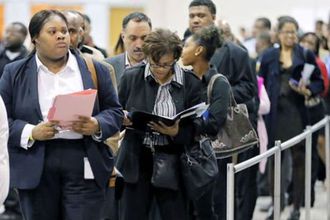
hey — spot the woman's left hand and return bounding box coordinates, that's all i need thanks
[72,116,100,136]
[289,80,312,97]
[148,120,180,137]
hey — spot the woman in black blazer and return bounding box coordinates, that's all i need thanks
[116,28,201,220]
[259,16,323,220]
[0,10,123,220]
[181,25,231,220]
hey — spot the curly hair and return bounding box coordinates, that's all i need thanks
[192,25,223,60]
[142,28,182,63]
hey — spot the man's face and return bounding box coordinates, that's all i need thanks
[121,20,151,64]
[300,34,317,54]
[3,24,26,51]
[188,6,215,33]
[65,13,84,49]
[252,20,267,37]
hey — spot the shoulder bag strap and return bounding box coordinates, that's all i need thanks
[207,73,238,107]
[207,74,222,104]
[83,55,98,89]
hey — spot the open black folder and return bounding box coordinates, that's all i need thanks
[127,102,208,132]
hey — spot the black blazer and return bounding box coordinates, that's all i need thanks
[194,67,231,137]
[116,64,202,183]
[0,50,124,189]
[259,44,324,145]
[104,53,125,83]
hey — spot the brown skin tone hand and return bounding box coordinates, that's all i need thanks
[71,116,100,136]
[147,120,180,137]
[32,121,59,141]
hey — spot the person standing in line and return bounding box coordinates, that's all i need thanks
[181,24,231,220]
[0,21,29,220]
[0,10,123,220]
[185,1,258,219]
[104,12,152,83]
[259,16,324,220]
[0,22,28,78]
[117,28,202,220]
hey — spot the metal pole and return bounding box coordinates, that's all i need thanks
[274,140,282,220]
[227,163,235,220]
[325,116,330,220]
[305,126,312,220]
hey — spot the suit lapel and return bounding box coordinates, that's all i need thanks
[144,76,158,113]
[25,56,43,120]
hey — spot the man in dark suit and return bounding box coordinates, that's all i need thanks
[185,1,258,219]
[0,22,28,220]
[0,22,28,78]
[104,12,152,84]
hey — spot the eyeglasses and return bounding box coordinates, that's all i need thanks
[280,30,297,36]
[149,60,176,69]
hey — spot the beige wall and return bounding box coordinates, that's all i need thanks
[146,0,330,39]
[0,0,329,52]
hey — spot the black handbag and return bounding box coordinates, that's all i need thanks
[207,74,259,158]
[180,137,219,200]
[151,152,180,191]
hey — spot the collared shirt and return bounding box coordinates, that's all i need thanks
[124,52,146,69]
[143,62,183,146]
[21,51,85,149]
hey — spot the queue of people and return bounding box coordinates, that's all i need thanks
[0,0,330,220]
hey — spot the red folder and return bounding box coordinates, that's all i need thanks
[47,89,97,127]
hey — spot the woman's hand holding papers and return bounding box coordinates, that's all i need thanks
[72,116,100,136]
[289,79,312,97]
[32,121,59,141]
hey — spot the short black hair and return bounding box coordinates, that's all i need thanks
[11,22,28,37]
[29,9,68,43]
[256,17,271,30]
[189,0,216,15]
[83,14,91,25]
[191,25,223,61]
[122,12,152,30]
[300,32,320,56]
[277,16,299,31]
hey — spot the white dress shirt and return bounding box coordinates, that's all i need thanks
[21,51,85,149]
[124,52,146,68]
[0,96,9,204]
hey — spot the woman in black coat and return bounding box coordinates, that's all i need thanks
[181,25,231,220]
[258,16,323,220]
[116,28,201,220]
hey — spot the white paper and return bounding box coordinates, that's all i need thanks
[301,63,315,84]
[84,157,94,179]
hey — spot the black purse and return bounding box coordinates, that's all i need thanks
[207,74,259,158]
[180,137,219,200]
[151,152,180,191]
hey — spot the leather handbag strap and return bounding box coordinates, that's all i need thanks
[83,55,98,89]
[207,73,237,106]
[207,74,221,104]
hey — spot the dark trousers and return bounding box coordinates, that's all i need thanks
[18,139,106,220]
[213,148,258,220]
[235,147,259,220]
[3,188,21,213]
[118,147,187,220]
[214,157,231,220]
[192,181,218,220]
